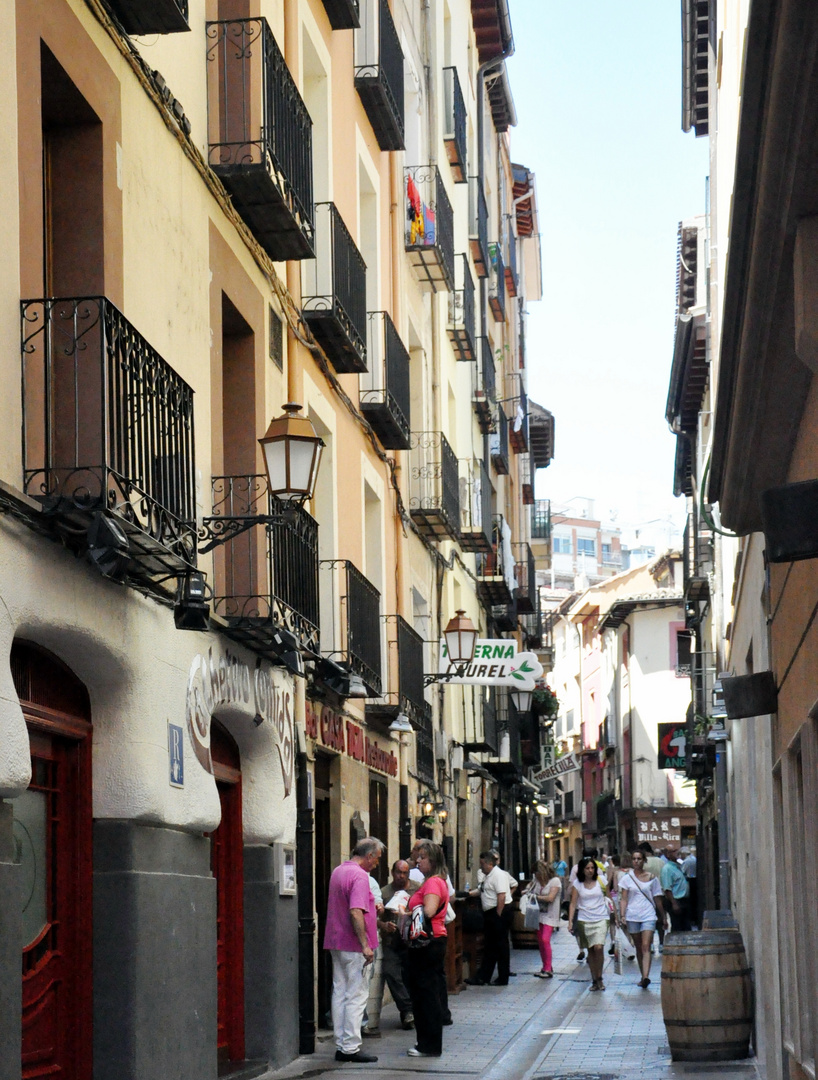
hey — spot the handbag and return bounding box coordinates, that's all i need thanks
[401,904,434,948]
[524,892,541,931]
[444,902,457,926]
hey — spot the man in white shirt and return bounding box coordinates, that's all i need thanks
[465,851,514,986]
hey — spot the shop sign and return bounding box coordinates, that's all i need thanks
[304,700,398,778]
[540,741,556,772]
[658,722,687,769]
[533,750,581,783]
[168,722,184,788]
[437,638,543,688]
[636,815,683,845]
[186,648,294,796]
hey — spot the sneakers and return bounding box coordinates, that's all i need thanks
[407,1047,440,1058]
[335,1050,378,1062]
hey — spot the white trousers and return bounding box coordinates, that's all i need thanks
[330,949,370,1053]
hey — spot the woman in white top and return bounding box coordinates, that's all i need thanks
[619,849,668,987]
[567,857,609,991]
[526,860,561,978]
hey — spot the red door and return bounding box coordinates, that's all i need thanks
[209,722,245,1065]
[11,641,92,1080]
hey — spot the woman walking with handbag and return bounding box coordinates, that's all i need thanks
[525,860,562,978]
[567,857,609,990]
[618,848,667,987]
[403,842,450,1058]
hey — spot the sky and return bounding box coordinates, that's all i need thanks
[506,0,709,546]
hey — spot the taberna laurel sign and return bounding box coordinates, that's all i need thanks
[438,638,543,688]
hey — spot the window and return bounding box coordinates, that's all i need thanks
[601,543,612,562]
[269,307,283,370]
[577,538,596,557]
[553,535,571,554]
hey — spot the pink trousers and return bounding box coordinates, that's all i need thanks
[537,923,554,972]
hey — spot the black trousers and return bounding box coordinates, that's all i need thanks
[478,907,512,983]
[405,937,447,1055]
[668,896,692,933]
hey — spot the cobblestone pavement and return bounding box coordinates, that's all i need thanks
[264,925,764,1080]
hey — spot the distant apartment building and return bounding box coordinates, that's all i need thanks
[546,499,624,591]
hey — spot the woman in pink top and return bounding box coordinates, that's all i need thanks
[404,841,449,1058]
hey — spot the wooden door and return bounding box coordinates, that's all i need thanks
[209,722,245,1065]
[11,641,92,1080]
[368,774,388,886]
[314,753,333,1029]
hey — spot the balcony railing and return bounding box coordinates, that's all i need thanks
[505,220,518,297]
[469,176,489,277]
[206,19,314,261]
[531,499,551,540]
[409,432,460,542]
[506,372,528,453]
[415,702,435,785]
[208,475,320,656]
[303,202,367,374]
[367,615,428,727]
[476,516,514,607]
[320,0,360,30]
[472,336,496,434]
[512,542,536,614]
[488,243,506,322]
[488,688,522,780]
[463,686,498,754]
[21,297,197,584]
[360,312,410,449]
[447,254,476,361]
[319,560,382,695]
[459,457,492,553]
[442,67,467,183]
[354,0,405,151]
[519,452,534,505]
[405,166,455,292]
[490,407,509,475]
[106,0,188,33]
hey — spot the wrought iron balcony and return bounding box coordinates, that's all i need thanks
[367,615,428,728]
[489,407,510,475]
[472,336,496,434]
[447,254,476,361]
[409,432,460,542]
[405,166,455,293]
[519,452,534,505]
[415,702,435,785]
[512,542,536,614]
[319,560,382,695]
[320,0,360,30]
[463,686,498,754]
[476,516,514,607]
[531,499,551,540]
[106,0,188,33]
[208,475,320,656]
[459,458,492,553]
[488,243,506,322]
[521,606,543,651]
[360,312,410,449]
[469,176,489,278]
[354,0,405,151]
[486,688,522,782]
[21,297,197,586]
[529,400,555,468]
[506,372,528,453]
[303,202,367,374]
[505,221,519,297]
[206,19,314,261]
[443,67,467,183]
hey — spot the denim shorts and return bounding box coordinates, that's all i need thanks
[626,919,656,934]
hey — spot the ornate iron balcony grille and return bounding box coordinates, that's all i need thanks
[469,177,489,278]
[512,542,536,614]
[505,219,518,297]
[208,475,320,655]
[320,0,360,31]
[320,560,382,695]
[459,457,492,553]
[206,19,314,261]
[354,0,405,151]
[442,67,467,183]
[476,515,513,608]
[532,499,551,540]
[105,0,189,34]
[408,432,460,542]
[472,336,496,435]
[303,202,367,374]
[360,312,411,449]
[490,408,509,475]
[397,615,426,717]
[447,254,476,361]
[21,297,197,580]
[489,243,506,322]
[415,702,435,786]
[404,166,455,293]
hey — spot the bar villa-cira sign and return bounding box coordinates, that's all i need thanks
[437,638,543,689]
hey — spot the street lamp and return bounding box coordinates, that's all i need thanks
[509,688,533,713]
[389,712,414,734]
[259,403,324,503]
[424,610,478,685]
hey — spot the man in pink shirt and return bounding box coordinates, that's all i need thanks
[323,837,385,1063]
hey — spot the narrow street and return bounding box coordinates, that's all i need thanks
[265,930,763,1080]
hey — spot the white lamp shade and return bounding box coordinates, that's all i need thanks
[259,404,324,502]
[510,689,533,713]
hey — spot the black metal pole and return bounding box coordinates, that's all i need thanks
[296,752,315,1055]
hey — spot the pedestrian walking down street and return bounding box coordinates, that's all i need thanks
[638,841,666,949]
[660,845,692,931]
[524,860,561,978]
[619,849,667,988]
[568,856,609,991]
[568,848,608,962]
[364,860,417,1037]
[403,842,450,1059]
[323,837,385,1064]
[465,850,514,985]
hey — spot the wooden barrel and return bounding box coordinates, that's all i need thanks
[661,930,753,1061]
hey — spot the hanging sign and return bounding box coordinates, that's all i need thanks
[437,638,543,688]
[657,722,687,769]
[532,750,581,784]
[540,741,556,773]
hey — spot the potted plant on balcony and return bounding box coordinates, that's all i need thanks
[532,683,559,719]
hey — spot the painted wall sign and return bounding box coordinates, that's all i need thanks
[304,700,398,777]
[186,648,294,796]
[657,722,687,769]
[168,722,184,788]
[437,638,543,689]
[533,750,581,784]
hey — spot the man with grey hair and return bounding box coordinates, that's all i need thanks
[324,837,385,1063]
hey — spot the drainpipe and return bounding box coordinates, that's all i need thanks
[284,1,300,405]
